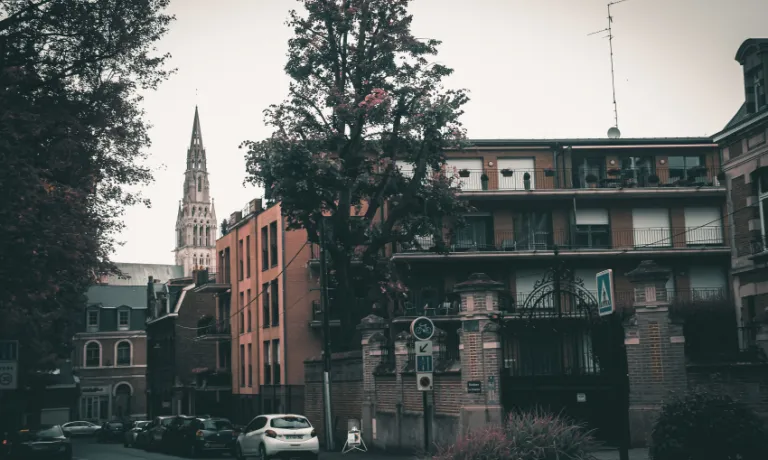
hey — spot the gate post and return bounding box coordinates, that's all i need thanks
[358,314,388,447]
[624,260,688,447]
[453,273,505,435]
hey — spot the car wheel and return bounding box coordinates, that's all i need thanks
[259,444,269,459]
[188,443,198,458]
[235,445,245,460]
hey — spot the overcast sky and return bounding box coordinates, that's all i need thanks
[113,0,768,265]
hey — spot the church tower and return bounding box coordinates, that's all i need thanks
[173,106,217,276]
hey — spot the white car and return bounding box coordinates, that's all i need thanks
[61,421,101,437]
[235,414,319,460]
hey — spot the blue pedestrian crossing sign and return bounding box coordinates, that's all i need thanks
[596,269,615,317]
[416,355,433,373]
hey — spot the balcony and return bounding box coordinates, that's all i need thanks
[195,317,232,341]
[308,300,342,329]
[450,166,724,200]
[394,227,729,260]
[194,271,231,293]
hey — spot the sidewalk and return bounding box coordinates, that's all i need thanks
[319,448,649,460]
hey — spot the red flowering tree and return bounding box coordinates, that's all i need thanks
[242,0,470,346]
[0,0,173,373]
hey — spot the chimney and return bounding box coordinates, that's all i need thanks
[195,269,209,286]
[229,211,243,226]
[250,198,263,213]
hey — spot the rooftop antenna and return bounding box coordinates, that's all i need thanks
[588,0,630,139]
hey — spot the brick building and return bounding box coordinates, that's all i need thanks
[145,269,227,418]
[713,38,768,349]
[196,198,321,423]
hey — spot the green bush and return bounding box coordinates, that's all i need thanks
[433,409,597,460]
[650,392,768,460]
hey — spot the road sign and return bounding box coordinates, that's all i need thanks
[415,340,432,356]
[467,381,482,393]
[596,269,615,316]
[410,316,435,341]
[417,373,433,391]
[416,355,433,373]
[0,361,18,390]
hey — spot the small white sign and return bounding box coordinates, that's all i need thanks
[347,430,361,446]
[0,361,18,390]
[415,340,433,356]
[576,393,587,403]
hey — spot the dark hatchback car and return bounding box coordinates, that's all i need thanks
[96,421,125,443]
[173,417,237,457]
[3,425,72,460]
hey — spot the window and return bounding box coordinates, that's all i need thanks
[270,222,278,267]
[247,290,252,332]
[261,226,269,270]
[684,207,723,245]
[263,341,272,385]
[246,236,251,278]
[620,156,655,187]
[238,239,244,280]
[247,343,253,387]
[573,157,605,188]
[262,283,270,328]
[239,291,245,334]
[81,395,109,420]
[223,247,231,283]
[118,310,130,331]
[632,208,671,248]
[270,280,279,327]
[455,214,494,250]
[85,341,101,367]
[515,212,552,250]
[574,209,610,249]
[667,156,705,183]
[272,339,280,385]
[197,177,202,192]
[746,65,766,113]
[689,266,727,301]
[86,309,99,332]
[446,158,483,191]
[497,158,535,190]
[240,344,245,387]
[218,342,230,369]
[758,170,768,248]
[116,341,131,366]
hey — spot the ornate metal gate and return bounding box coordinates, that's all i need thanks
[500,265,628,446]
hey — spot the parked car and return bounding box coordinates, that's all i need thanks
[172,417,237,457]
[123,421,150,448]
[61,421,100,437]
[235,414,319,460]
[3,425,72,460]
[96,421,125,443]
[141,415,179,451]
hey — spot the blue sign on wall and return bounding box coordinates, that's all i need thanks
[596,269,615,317]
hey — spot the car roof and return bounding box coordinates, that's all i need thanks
[265,414,306,418]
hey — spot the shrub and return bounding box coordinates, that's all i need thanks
[650,392,768,460]
[433,409,597,460]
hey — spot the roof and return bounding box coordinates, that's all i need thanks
[465,137,714,148]
[735,38,768,63]
[86,285,147,309]
[107,263,184,286]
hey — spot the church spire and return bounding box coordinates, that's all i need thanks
[186,105,207,173]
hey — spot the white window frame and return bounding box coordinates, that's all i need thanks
[632,208,671,248]
[84,340,102,367]
[683,207,723,245]
[114,340,132,367]
[117,309,130,331]
[86,309,99,333]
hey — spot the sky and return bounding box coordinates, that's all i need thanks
[113,0,768,265]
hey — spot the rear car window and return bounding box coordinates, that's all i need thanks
[108,423,123,429]
[137,421,150,429]
[18,426,63,440]
[161,418,174,426]
[270,417,311,429]
[203,420,233,431]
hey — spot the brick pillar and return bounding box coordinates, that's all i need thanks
[624,260,687,447]
[454,273,505,435]
[358,314,388,446]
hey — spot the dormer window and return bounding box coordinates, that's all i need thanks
[118,309,130,331]
[86,309,99,332]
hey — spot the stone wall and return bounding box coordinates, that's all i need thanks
[687,362,768,422]
[304,351,363,447]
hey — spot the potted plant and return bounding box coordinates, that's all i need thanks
[458,169,470,178]
[689,165,708,177]
[480,173,489,190]
[648,174,660,185]
[501,168,514,177]
[608,168,621,177]
[717,171,726,182]
[523,172,531,190]
[544,168,555,177]
[585,174,598,188]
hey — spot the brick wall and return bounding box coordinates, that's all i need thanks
[304,351,363,446]
[731,175,760,257]
[687,363,768,422]
[434,373,462,416]
[375,375,397,412]
[175,290,218,386]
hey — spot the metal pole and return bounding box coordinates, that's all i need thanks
[319,219,335,451]
[422,391,429,453]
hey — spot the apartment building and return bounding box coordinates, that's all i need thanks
[713,38,768,347]
[196,198,321,422]
[392,137,729,320]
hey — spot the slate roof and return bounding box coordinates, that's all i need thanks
[86,285,147,309]
[107,263,184,286]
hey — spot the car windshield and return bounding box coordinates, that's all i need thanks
[202,420,233,431]
[18,426,63,441]
[136,422,150,429]
[161,418,174,426]
[108,423,123,429]
[270,417,311,429]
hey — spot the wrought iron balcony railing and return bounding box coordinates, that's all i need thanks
[399,226,727,254]
[196,321,231,338]
[445,165,723,192]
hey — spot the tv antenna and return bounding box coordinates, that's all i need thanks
[588,0,630,138]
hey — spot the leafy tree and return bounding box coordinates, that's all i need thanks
[0,0,173,374]
[242,0,470,345]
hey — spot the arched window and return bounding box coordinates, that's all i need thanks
[205,227,210,246]
[198,177,202,192]
[193,255,198,268]
[113,383,133,418]
[206,255,210,267]
[116,341,131,366]
[85,341,101,367]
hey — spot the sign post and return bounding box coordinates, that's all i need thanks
[411,317,434,453]
[596,269,615,317]
[341,426,367,454]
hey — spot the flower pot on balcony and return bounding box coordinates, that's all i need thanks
[523,172,531,190]
[608,168,621,177]
[585,174,598,188]
[648,174,660,186]
[458,169,471,178]
[544,169,555,177]
[481,174,489,190]
[501,169,514,177]
[717,171,726,182]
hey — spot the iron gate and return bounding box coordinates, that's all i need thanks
[500,266,629,446]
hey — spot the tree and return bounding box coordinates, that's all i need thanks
[0,0,173,373]
[241,0,469,346]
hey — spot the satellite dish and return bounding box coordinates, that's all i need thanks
[607,126,621,139]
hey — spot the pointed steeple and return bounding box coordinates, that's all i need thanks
[190,105,203,148]
[186,106,207,173]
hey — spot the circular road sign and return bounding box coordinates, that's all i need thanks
[410,316,435,341]
[0,373,12,386]
[419,375,432,387]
